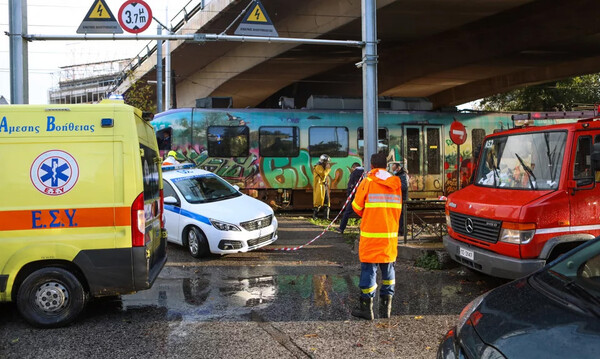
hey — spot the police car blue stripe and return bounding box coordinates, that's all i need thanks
[164,204,211,225]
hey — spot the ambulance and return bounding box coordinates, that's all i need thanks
[0,100,167,327]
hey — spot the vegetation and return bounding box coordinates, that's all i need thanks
[123,71,156,113]
[478,74,600,111]
[415,252,442,270]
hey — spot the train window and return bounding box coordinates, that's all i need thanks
[156,127,173,151]
[259,126,300,157]
[309,127,349,157]
[357,128,389,156]
[406,128,420,175]
[207,126,249,157]
[426,128,440,175]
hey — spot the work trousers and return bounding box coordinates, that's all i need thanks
[359,262,395,298]
[338,194,355,232]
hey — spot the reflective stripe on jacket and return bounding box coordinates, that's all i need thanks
[352,169,402,263]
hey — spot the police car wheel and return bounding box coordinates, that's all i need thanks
[186,227,210,258]
[17,267,86,328]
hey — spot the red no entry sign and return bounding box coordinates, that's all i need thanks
[450,119,467,145]
[118,0,153,34]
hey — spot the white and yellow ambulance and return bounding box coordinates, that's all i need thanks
[0,100,167,327]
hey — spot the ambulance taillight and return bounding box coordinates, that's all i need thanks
[131,193,146,247]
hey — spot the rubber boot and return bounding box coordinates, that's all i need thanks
[324,206,330,220]
[351,296,374,320]
[312,207,319,220]
[379,295,392,319]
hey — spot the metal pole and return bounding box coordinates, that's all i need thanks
[165,7,171,111]
[23,33,364,47]
[156,24,163,113]
[9,0,28,104]
[361,0,378,171]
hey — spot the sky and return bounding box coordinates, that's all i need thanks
[1,0,192,104]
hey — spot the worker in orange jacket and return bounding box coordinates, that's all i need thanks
[351,153,402,320]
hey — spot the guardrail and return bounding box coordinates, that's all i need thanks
[401,200,447,244]
[107,0,209,95]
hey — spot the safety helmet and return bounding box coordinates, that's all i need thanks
[168,150,177,157]
[319,154,330,162]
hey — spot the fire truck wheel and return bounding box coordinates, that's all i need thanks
[17,267,86,328]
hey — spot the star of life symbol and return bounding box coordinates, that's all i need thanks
[30,150,79,196]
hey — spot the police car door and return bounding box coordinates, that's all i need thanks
[163,181,183,244]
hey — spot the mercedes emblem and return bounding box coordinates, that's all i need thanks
[465,218,474,233]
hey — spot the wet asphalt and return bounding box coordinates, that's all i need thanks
[0,218,508,358]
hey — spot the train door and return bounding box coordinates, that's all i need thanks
[403,125,444,197]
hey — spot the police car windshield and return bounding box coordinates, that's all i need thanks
[475,131,567,190]
[172,174,241,204]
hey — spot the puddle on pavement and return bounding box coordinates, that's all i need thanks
[118,273,359,321]
[103,268,490,322]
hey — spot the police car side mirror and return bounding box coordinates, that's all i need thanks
[164,196,178,205]
[233,185,240,191]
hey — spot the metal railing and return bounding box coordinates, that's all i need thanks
[106,0,209,95]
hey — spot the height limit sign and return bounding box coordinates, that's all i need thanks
[118,0,153,34]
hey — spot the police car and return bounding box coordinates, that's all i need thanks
[162,164,278,257]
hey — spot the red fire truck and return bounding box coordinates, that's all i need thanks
[444,110,600,279]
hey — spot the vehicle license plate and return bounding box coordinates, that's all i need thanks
[459,247,474,260]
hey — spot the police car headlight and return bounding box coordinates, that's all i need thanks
[210,219,241,231]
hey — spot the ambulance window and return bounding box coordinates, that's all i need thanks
[357,128,389,157]
[140,143,160,202]
[207,126,249,157]
[309,127,349,157]
[259,126,300,157]
[574,136,592,180]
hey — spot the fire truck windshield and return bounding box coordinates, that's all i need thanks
[475,131,567,190]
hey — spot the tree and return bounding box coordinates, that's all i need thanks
[478,74,600,111]
[123,71,156,113]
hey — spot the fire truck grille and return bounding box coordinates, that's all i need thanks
[240,215,273,231]
[450,212,501,243]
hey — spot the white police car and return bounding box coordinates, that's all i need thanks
[162,164,278,257]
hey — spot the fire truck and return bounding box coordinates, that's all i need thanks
[444,110,600,279]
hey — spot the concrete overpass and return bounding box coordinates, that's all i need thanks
[117,0,600,109]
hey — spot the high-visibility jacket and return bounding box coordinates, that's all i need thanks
[313,163,331,207]
[352,168,402,263]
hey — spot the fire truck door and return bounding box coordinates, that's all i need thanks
[569,132,600,234]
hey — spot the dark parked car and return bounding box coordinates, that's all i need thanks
[439,236,600,359]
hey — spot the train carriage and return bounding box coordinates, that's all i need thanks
[151,98,515,210]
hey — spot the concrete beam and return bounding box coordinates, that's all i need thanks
[379,0,600,95]
[428,55,600,108]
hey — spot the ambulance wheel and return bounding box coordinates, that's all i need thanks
[186,226,210,258]
[17,267,86,328]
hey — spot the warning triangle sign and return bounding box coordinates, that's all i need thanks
[245,4,268,23]
[235,0,278,37]
[77,0,123,34]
